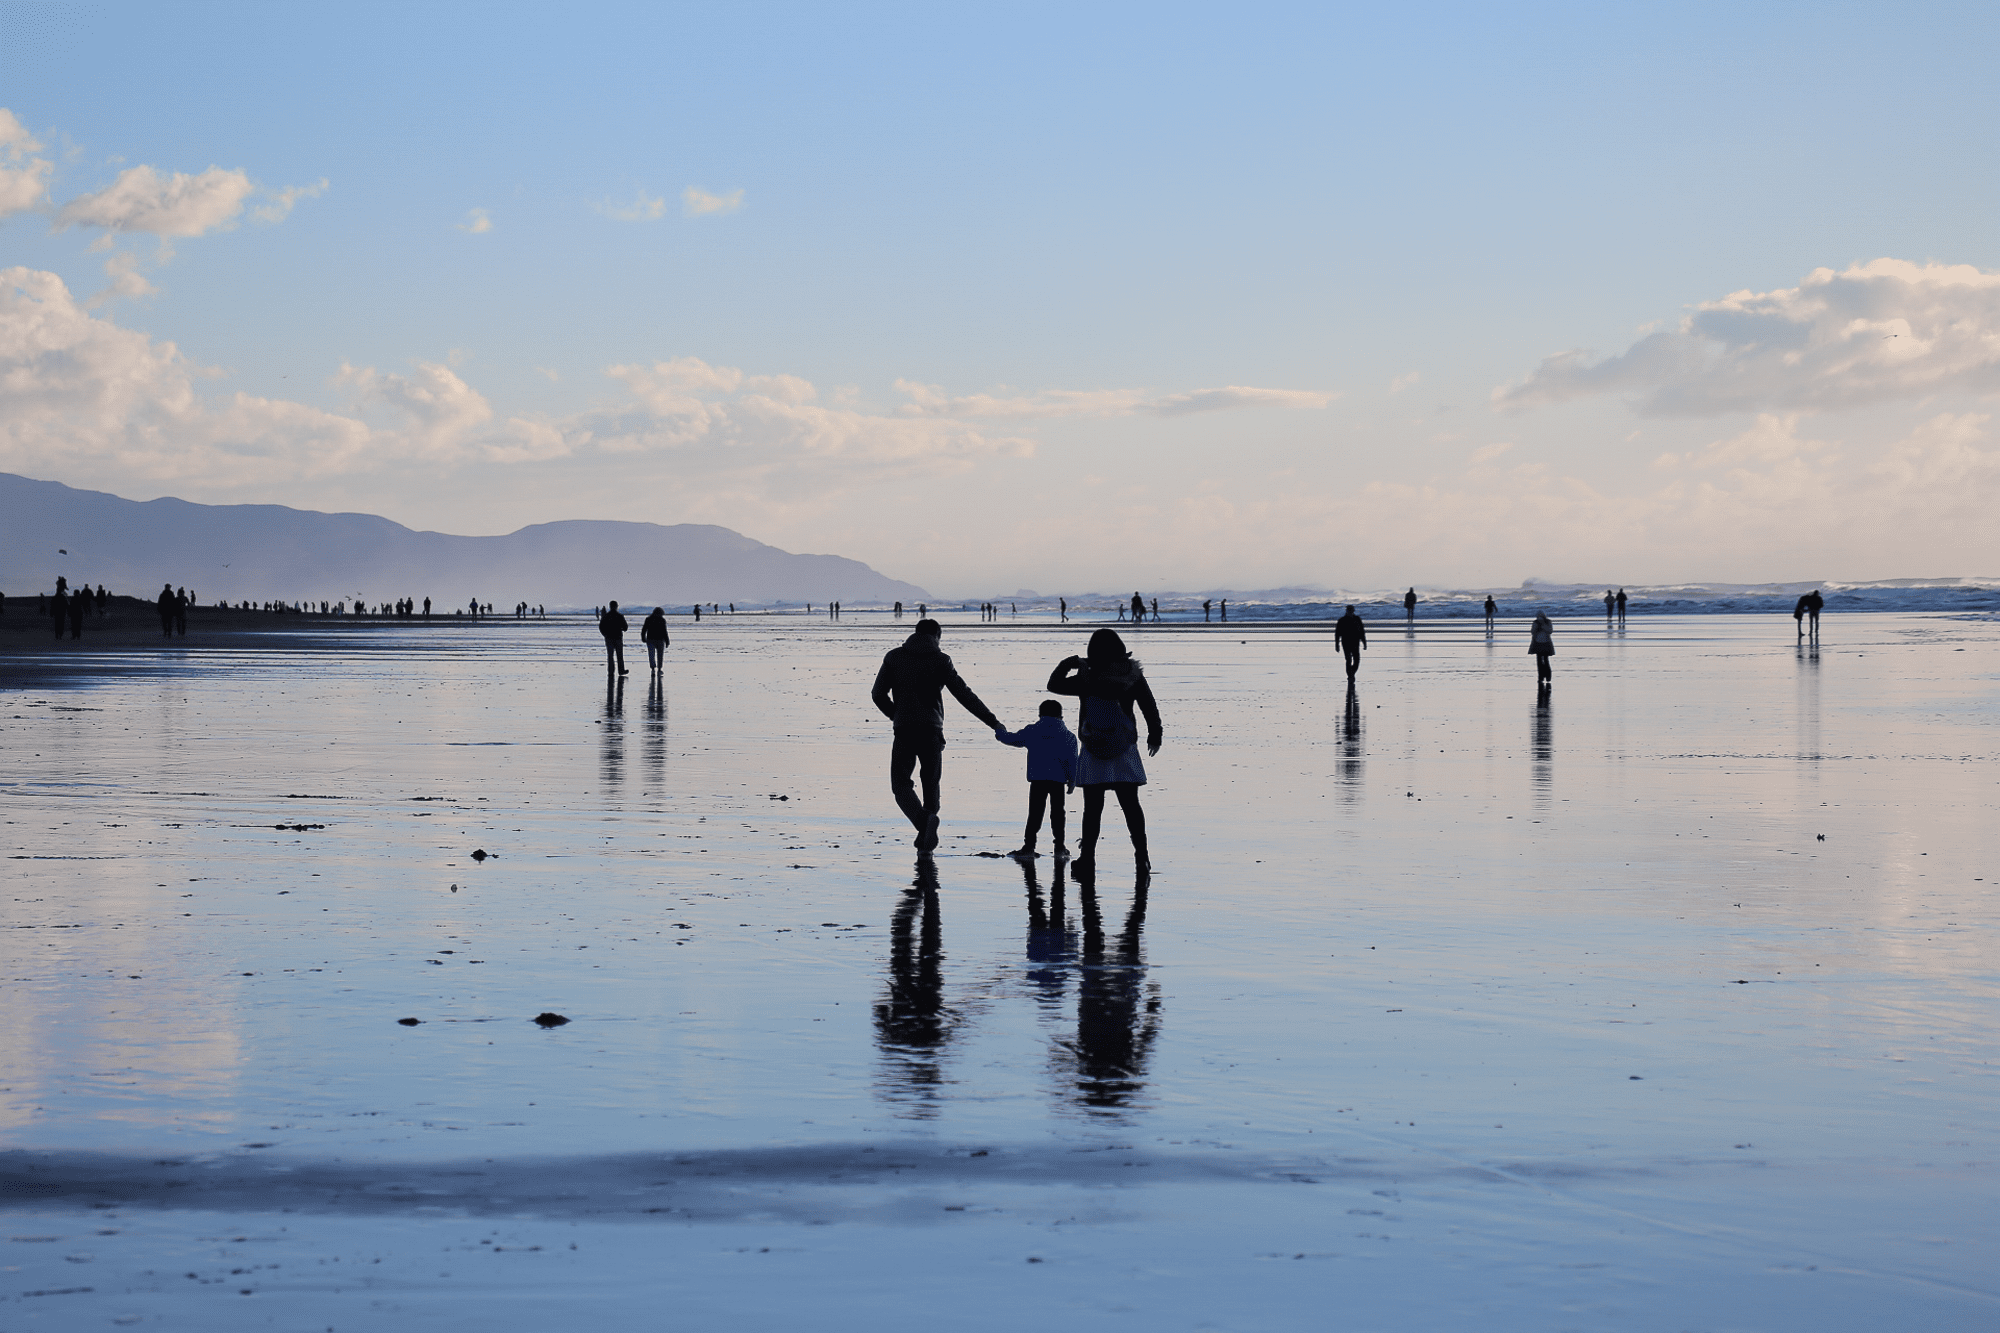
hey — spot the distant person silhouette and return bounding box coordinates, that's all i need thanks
[1220,599,1227,621]
[1604,589,1616,619]
[68,589,86,639]
[1202,599,1211,622]
[156,583,175,638]
[1060,597,1068,623]
[994,700,1078,861]
[1151,597,1159,621]
[1334,604,1367,678]
[1047,628,1162,873]
[692,604,701,621]
[1793,594,1810,637]
[50,586,69,639]
[1404,587,1417,620]
[599,600,630,674]
[1130,592,1145,624]
[174,589,188,635]
[871,618,1002,854]
[1529,610,1555,684]
[1806,589,1823,637]
[1116,604,1126,622]
[641,606,670,673]
[94,584,107,617]
[1615,588,1627,621]
[1484,595,1497,627]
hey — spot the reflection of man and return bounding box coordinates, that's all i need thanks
[871,619,1001,853]
[1334,604,1367,678]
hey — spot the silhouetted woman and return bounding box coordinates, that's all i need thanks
[1529,610,1554,685]
[641,606,670,673]
[1047,628,1163,872]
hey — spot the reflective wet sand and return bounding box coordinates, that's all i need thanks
[3,613,1994,1329]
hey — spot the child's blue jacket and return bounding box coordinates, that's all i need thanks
[995,716,1077,783]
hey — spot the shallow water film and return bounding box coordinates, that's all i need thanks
[3,612,1994,1331]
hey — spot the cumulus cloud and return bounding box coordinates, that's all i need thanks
[1496,259,2000,417]
[0,108,52,218]
[457,208,493,234]
[252,178,328,224]
[54,164,255,238]
[893,380,1338,420]
[599,191,666,222]
[682,186,743,217]
[87,251,158,307]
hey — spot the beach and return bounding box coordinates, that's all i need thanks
[2,610,1994,1330]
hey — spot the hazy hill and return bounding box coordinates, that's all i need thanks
[0,473,930,608]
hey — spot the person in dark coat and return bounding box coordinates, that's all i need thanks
[994,700,1078,860]
[1530,610,1555,684]
[157,584,176,638]
[1404,587,1417,619]
[67,588,86,639]
[1334,604,1367,678]
[599,600,629,674]
[641,607,670,674]
[871,619,1002,854]
[50,587,69,639]
[1046,628,1163,873]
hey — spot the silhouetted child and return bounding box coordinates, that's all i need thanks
[995,700,1078,860]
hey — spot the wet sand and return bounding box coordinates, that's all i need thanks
[2,612,1994,1329]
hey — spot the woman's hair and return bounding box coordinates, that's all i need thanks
[1086,628,1138,675]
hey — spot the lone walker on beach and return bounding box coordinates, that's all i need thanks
[1334,604,1367,678]
[871,619,1003,854]
[599,600,630,674]
[1529,610,1555,686]
[1404,587,1417,620]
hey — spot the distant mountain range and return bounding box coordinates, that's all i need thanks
[0,473,930,608]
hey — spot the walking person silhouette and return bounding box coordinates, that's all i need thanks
[1404,587,1417,620]
[1046,629,1162,874]
[1529,610,1555,686]
[871,619,1003,854]
[1484,594,1497,628]
[1334,604,1367,678]
[599,600,630,674]
[641,606,669,674]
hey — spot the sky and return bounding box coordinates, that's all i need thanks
[2,0,1998,595]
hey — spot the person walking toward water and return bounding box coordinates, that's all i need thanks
[994,700,1078,861]
[599,600,630,674]
[1529,610,1555,685]
[641,606,669,673]
[1484,594,1497,627]
[1404,588,1417,620]
[1047,629,1163,873]
[1334,604,1367,678]
[871,618,1004,854]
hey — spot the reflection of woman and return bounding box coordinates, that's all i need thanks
[1047,629,1163,872]
[1529,610,1555,684]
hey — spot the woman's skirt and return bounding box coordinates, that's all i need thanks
[1076,740,1146,786]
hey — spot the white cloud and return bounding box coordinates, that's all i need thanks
[54,165,255,237]
[1389,371,1420,394]
[252,178,328,224]
[599,191,666,222]
[894,380,1337,420]
[457,208,493,234]
[682,186,743,217]
[1496,259,2000,417]
[0,108,52,218]
[87,251,158,307]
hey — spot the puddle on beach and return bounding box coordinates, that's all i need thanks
[2,613,1994,1329]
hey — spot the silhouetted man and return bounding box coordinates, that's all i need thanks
[1334,604,1367,678]
[641,606,669,673]
[1806,590,1823,637]
[599,600,629,674]
[1604,589,1616,618]
[173,588,187,635]
[1484,595,1497,626]
[1404,587,1417,619]
[871,618,1002,854]
[1130,592,1145,624]
[68,588,86,639]
[50,586,69,639]
[157,583,175,638]
[1202,599,1211,622]
[1615,588,1627,620]
[1059,597,1067,622]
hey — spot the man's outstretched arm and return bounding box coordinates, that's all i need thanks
[945,671,1001,731]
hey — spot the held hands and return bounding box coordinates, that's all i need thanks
[1147,734,1162,757]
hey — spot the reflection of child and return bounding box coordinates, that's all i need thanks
[995,701,1079,860]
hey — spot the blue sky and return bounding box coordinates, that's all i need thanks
[3,0,1997,592]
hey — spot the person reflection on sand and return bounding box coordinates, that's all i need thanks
[1531,687,1553,812]
[643,672,667,793]
[601,672,625,791]
[873,860,956,1118]
[1065,872,1159,1117]
[1020,857,1078,1021]
[1337,681,1365,806]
